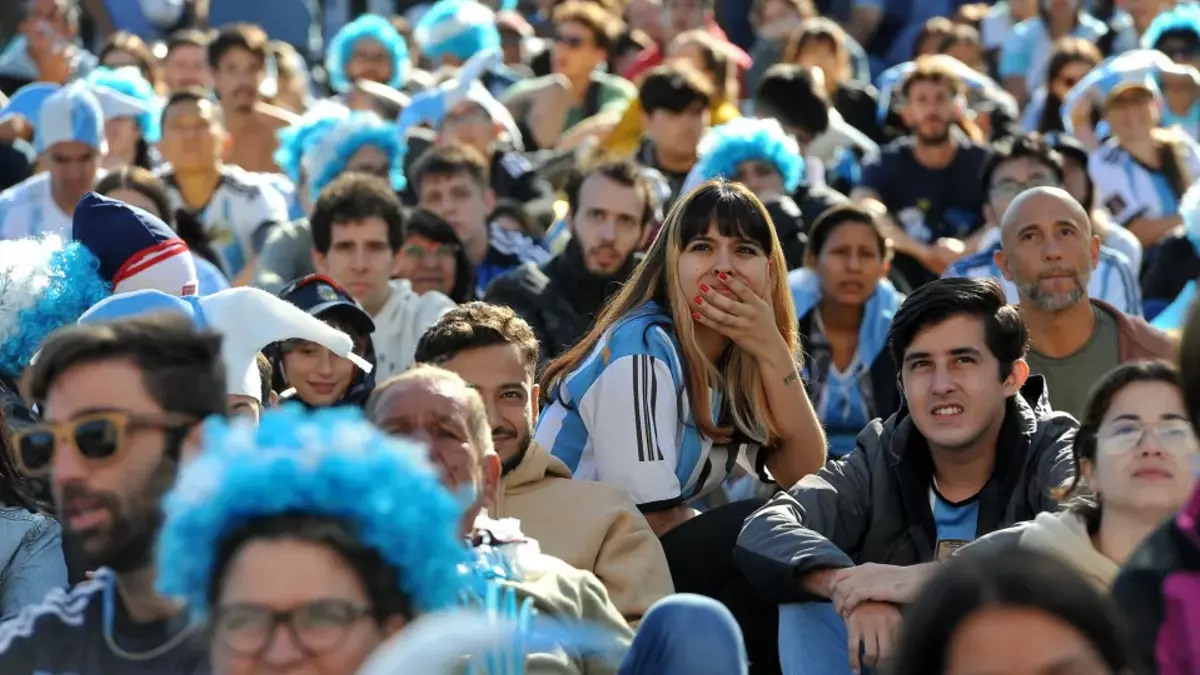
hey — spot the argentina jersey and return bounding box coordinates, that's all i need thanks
[931,485,980,560]
[532,301,772,510]
[1088,137,1200,228]
[0,172,91,241]
[944,239,1143,316]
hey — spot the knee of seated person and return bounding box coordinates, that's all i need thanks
[642,594,741,641]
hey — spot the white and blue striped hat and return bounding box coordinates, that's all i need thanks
[0,80,107,155]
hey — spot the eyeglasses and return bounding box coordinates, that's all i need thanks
[12,411,197,477]
[1096,419,1199,456]
[214,600,374,657]
[401,242,457,261]
[989,174,1059,202]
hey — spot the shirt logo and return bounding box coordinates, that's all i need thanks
[936,539,970,561]
[1104,194,1127,215]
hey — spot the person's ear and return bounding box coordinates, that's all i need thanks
[381,614,408,638]
[180,422,206,462]
[1002,358,1030,398]
[1079,457,1097,495]
[529,382,541,426]
[993,247,1013,281]
[312,249,328,274]
[1089,231,1101,269]
[481,452,502,509]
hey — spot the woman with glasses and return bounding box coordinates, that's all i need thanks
[155,406,471,675]
[1021,37,1102,135]
[958,360,1199,588]
[396,209,477,304]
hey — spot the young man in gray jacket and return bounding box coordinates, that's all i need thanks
[735,277,1078,675]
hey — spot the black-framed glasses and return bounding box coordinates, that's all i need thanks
[214,600,374,658]
[1096,419,1199,456]
[12,411,197,477]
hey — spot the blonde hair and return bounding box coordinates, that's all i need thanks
[541,181,799,443]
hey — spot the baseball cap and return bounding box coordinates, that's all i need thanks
[277,275,376,338]
[1105,74,1160,106]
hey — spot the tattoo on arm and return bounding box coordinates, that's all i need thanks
[783,371,799,386]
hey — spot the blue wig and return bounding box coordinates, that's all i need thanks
[86,66,162,142]
[1143,4,1200,50]
[274,102,350,185]
[693,118,805,193]
[326,15,411,94]
[415,0,502,63]
[305,112,407,202]
[0,237,111,378]
[156,405,472,620]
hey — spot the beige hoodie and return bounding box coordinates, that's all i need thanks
[493,441,675,626]
[1019,510,1120,590]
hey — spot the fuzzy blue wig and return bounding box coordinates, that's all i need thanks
[692,118,805,193]
[326,15,411,94]
[86,66,162,142]
[1143,4,1200,50]
[155,405,472,620]
[415,0,501,63]
[0,236,111,378]
[305,111,407,202]
[274,102,350,185]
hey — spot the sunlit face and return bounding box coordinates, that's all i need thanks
[103,187,163,218]
[814,221,887,308]
[996,192,1099,313]
[214,47,264,114]
[551,20,606,79]
[45,141,98,208]
[437,101,498,159]
[645,104,709,160]
[163,44,212,92]
[1105,89,1159,145]
[159,98,223,172]
[417,172,494,263]
[900,314,1021,454]
[104,117,140,163]
[570,172,646,275]
[1050,60,1092,100]
[344,145,392,183]
[21,0,73,56]
[281,341,357,408]
[985,156,1061,227]
[795,38,842,83]
[395,234,458,297]
[944,606,1111,675]
[439,345,537,474]
[677,223,771,311]
[213,538,401,675]
[1086,380,1199,520]
[372,379,481,494]
[313,218,398,313]
[901,80,956,145]
[346,37,394,86]
[734,160,786,199]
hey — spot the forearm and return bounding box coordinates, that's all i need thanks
[1127,215,1183,247]
[855,193,929,260]
[529,98,572,151]
[555,111,620,151]
[799,567,841,600]
[759,348,826,488]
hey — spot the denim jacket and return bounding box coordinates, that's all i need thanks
[0,507,66,621]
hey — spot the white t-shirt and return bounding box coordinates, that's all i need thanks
[0,172,88,241]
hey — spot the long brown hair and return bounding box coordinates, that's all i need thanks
[540,181,799,443]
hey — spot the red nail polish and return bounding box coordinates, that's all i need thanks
[700,283,710,293]
[718,272,728,280]
[694,296,703,305]
[692,312,701,320]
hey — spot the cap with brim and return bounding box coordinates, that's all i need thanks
[1105,75,1160,106]
[278,275,376,338]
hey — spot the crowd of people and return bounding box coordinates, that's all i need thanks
[1,0,1200,673]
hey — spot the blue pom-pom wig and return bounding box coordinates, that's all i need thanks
[1142,4,1200,51]
[326,15,411,94]
[86,66,162,142]
[692,118,805,193]
[274,102,350,185]
[155,405,472,620]
[304,111,408,202]
[414,0,502,64]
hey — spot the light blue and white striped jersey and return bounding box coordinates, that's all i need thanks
[0,171,103,241]
[532,301,771,510]
[1088,137,1200,228]
[944,240,1143,315]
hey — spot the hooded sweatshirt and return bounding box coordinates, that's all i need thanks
[492,441,674,626]
[958,509,1119,591]
[371,278,456,381]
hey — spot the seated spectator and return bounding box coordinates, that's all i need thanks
[413,303,675,624]
[1020,37,1102,135]
[396,208,477,304]
[960,360,1198,589]
[414,0,523,97]
[1141,184,1200,322]
[412,144,549,295]
[633,62,713,210]
[945,134,1143,317]
[325,15,410,98]
[0,0,97,96]
[486,159,654,363]
[1142,5,1200,139]
[892,549,1130,675]
[747,0,869,93]
[310,174,455,380]
[301,111,407,207]
[789,205,904,457]
[786,18,881,143]
[161,29,212,93]
[622,0,751,85]
[683,117,810,268]
[914,17,956,58]
[994,187,1175,417]
[97,32,160,92]
[736,277,1077,675]
[999,0,1108,107]
[268,40,314,114]
[502,1,636,152]
[535,181,827,536]
[269,275,378,409]
[603,29,740,159]
[86,65,160,172]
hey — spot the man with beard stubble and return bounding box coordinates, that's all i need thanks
[995,186,1175,418]
[0,314,224,674]
[412,302,674,625]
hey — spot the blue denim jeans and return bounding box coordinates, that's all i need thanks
[779,602,876,675]
[619,594,748,675]
[0,507,67,620]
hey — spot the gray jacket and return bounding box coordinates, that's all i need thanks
[734,376,1077,604]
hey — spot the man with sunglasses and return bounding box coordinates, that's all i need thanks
[0,313,223,673]
[309,174,455,382]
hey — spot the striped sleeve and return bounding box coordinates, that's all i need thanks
[578,354,687,510]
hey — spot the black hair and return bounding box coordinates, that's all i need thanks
[1059,360,1185,534]
[209,513,414,625]
[639,63,714,116]
[891,549,1129,675]
[887,277,1028,381]
[256,352,273,405]
[805,203,889,261]
[310,174,406,255]
[414,302,541,378]
[160,86,214,131]
[404,208,476,303]
[564,157,656,229]
[410,144,490,195]
[982,133,1065,202]
[0,403,46,512]
[754,64,830,138]
[207,23,268,70]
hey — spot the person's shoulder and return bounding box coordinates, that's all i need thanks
[604,306,680,362]
[253,102,300,129]
[1089,138,1126,166]
[0,573,106,651]
[0,171,47,203]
